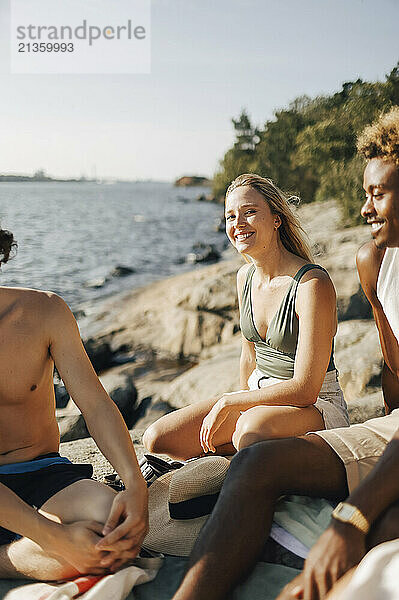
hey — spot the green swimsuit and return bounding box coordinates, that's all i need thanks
[240,263,336,380]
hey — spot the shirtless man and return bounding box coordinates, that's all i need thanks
[0,229,148,580]
[172,107,399,600]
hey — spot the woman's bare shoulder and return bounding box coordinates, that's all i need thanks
[296,266,336,307]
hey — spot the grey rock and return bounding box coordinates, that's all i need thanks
[348,391,385,424]
[159,340,241,409]
[335,320,383,403]
[84,336,114,372]
[99,365,138,427]
[110,265,136,278]
[338,284,373,321]
[57,365,138,442]
[54,382,69,409]
[186,243,221,264]
[85,278,106,289]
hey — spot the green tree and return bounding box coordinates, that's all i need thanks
[212,68,399,222]
[212,110,260,199]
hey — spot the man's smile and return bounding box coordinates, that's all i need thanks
[368,220,384,234]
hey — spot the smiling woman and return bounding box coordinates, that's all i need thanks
[143,174,349,460]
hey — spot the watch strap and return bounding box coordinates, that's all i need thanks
[332,502,370,534]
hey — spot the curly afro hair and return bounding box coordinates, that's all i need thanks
[357,106,399,168]
[0,228,17,267]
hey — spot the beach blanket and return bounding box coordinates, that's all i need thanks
[0,496,334,600]
[131,496,334,600]
[271,495,334,556]
[1,564,158,600]
[132,557,300,600]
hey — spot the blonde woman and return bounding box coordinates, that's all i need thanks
[144,174,349,459]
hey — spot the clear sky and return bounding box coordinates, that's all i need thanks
[0,0,398,181]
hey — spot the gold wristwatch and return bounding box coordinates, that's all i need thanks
[331,502,370,534]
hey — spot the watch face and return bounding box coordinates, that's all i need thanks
[337,504,355,520]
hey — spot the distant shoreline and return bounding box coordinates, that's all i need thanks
[0,173,93,183]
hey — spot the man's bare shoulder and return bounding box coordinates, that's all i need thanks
[356,241,385,302]
[0,286,63,309]
[0,287,73,329]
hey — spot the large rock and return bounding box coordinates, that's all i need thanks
[298,202,371,321]
[334,320,383,403]
[79,258,242,361]
[83,336,115,372]
[57,365,138,442]
[348,391,385,424]
[159,339,241,409]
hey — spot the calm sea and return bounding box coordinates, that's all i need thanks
[0,182,226,309]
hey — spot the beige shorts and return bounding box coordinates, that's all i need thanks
[248,368,349,430]
[314,409,399,493]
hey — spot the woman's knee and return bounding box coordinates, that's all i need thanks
[143,421,167,453]
[233,410,275,450]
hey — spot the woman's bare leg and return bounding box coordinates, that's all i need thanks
[233,405,324,450]
[143,397,242,459]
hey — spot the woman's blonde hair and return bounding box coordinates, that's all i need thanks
[226,173,313,262]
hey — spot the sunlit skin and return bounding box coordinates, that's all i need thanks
[143,184,338,460]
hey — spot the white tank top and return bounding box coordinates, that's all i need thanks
[377,247,399,343]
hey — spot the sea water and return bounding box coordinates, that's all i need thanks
[0,182,225,309]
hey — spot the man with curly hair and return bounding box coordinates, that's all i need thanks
[0,229,149,580]
[172,107,399,600]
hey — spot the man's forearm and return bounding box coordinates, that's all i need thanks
[0,483,60,545]
[82,396,145,490]
[344,432,399,525]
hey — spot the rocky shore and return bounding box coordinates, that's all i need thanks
[58,199,385,470]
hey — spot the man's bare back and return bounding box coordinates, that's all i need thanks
[0,288,60,463]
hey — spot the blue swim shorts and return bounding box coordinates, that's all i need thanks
[0,452,93,545]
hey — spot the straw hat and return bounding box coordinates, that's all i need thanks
[143,455,230,557]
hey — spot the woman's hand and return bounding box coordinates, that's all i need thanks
[200,392,245,453]
[200,398,228,453]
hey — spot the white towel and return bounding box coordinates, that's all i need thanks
[4,564,159,600]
